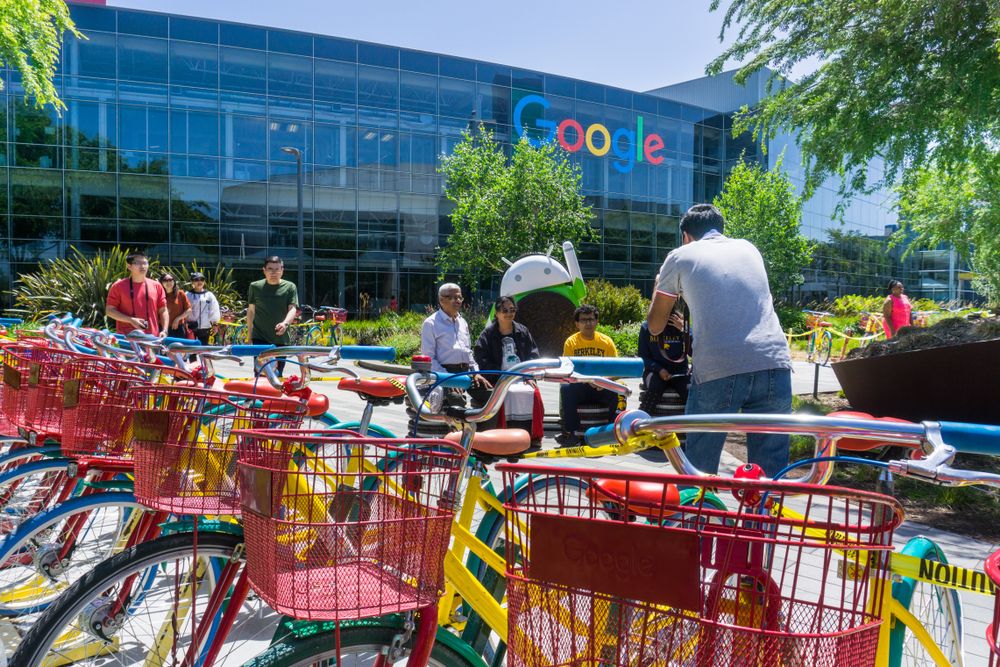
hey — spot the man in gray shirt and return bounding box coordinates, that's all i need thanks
[647,204,792,476]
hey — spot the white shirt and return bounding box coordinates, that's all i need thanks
[187,290,221,329]
[420,309,478,373]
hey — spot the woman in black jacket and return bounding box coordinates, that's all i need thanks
[472,296,542,444]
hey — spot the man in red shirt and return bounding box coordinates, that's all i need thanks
[105,252,168,335]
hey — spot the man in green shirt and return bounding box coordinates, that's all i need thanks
[247,255,299,375]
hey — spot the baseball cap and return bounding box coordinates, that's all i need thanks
[190,272,206,281]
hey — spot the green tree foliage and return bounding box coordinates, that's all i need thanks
[708,0,1000,201]
[1,0,79,109]
[584,279,649,327]
[9,246,243,326]
[713,159,813,299]
[438,124,597,287]
[897,154,1000,305]
[814,229,900,297]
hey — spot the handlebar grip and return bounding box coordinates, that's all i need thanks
[339,346,396,361]
[231,344,275,357]
[938,421,1000,456]
[568,357,644,378]
[0,318,22,326]
[434,373,473,390]
[584,423,619,447]
[162,336,195,346]
[70,317,83,328]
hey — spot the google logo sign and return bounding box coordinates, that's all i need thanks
[513,94,666,174]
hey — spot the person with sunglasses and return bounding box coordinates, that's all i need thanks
[159,273,193,339]
[186,272,221,345]
[473,296,543,445]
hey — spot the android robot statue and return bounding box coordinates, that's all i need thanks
[494,241,587,357]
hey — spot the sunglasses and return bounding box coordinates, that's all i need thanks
[161,278,175,283]
[499,307,517,314]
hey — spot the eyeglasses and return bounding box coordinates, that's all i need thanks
[499,307,517,314]
[441,295,464,302]
[161,278,175,283]
[577,317,598,323]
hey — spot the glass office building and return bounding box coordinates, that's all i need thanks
[1,3,908,312]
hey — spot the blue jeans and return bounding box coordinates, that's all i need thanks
[684,368,792,477]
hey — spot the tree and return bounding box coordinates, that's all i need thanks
[438,124,596,288]
[816,229,899,297]
[897,153,1000,305]
[1,0,79,109]
[708,0,1000,202]
[712,158,813,299]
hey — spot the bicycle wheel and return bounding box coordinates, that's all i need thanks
[819,330,833,365]
[889,537,964,667]
[7,531,287,667]
[0,458,74,536]
[0,492,142,619]
[242,615,486,666]
[805,332,816,362]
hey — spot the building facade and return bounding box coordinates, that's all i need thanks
[1,3,916,313]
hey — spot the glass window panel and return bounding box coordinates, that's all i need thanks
[222,159,266,181]
[511,69,543,92]
[119,106,168,152]
[13,104,59,145]
[63,75,116,102]
[172,223,220,248]
[170,16,218,43]
[14,144,60,169]
[268,53,312,99]
[221,179,267,226]
[170,41,218,88]
[315,101,356,125]
[399,193,438,265]
[120,220,167,244]
[476,63,511,87]
[630,212,654,264]
[63,31,116,79]
[69,219,116,243]
[220,47,266,94]
[358,43,398,68]
[118,11,167,37]
[13,216,63,240]
[656,215,679,252]
[118,36,168,83]
[268,30,312,56]
[400,132,435,175]
[11,168,62,216]
[269,119,311,162]
[358,191,398,264]
[222,114,267,160]
[220,91,266,115]
[119,150,168,174]
[606,87,632,109]
[476,84,510,123]
[315,36,356,62]
[66,171,116,219]
[118,81,168,106]
[576,81,604,103]
[314,188,356,224]
[439,56,475,80]
[68,5,116,32]
[171,177,220,222]
[438,77,474,119]
[170,109,219,156]
[634,94,657,114]
[399,72,436,115]
[400,50,437,75]
[315,123,356,167]
[220,23,266,50]
[358,66,397,110]
[119,173,169,220]
[545,74,574,97]
[315,60,356,104]
[169,85,219,111]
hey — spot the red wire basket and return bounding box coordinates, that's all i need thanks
[128,385,306,516]
[2,345,82,436]
[988,549,1000,666]
[61,358,194,458]
[235,431,464,621]
[499,464,903,667]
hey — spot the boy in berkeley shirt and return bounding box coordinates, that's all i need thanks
[557,304,618,446]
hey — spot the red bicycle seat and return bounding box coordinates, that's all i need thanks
[588,479,680,517]
[829,410,921,456]
[444,429,531,457]
[221,380,330,417]
[337,376,406,399]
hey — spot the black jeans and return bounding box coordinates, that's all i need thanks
[559,384,618,434]
[253,338,286,376]
[640,372,690,411]
[191,327,212,346]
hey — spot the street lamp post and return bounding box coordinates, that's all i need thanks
[281,146,306,303]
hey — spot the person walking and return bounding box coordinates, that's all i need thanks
[105,251,168,336]
[557,304,618,446]
[882,279,912,339]
[648,204,792,477]
[247,256,298,376]
[159,273,192,339]
[186,272,221,345]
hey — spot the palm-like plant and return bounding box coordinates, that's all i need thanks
[161,261,242,313]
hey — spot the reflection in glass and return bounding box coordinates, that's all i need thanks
[118,36,168,83]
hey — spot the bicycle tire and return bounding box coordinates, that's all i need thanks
[242,616,487,667]
[819,330,833,365]
[7,531,280,667]
[889,537,964,667]
[0,492,142,618]
[0,458,75,537]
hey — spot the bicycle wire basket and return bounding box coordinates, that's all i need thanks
[988,549,1000,666]
[236,431,464,621]
[129,385,306,516]
[499,464,903,667]
[61,357,195,458]
[2,345,82,436]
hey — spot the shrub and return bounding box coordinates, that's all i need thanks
[584,279,649,327]
[596,321,641,357]
[775,305,808,333]
[162,261,243,314]
[379,331,422,363]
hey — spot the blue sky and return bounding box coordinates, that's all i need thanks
[109,0,740,93]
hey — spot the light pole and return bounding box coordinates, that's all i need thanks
[281,146,306,303]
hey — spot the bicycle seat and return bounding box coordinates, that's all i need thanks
[221,380,330,417]
[337,376,406,400]
[829,410,921,456]
[444,429,531,457]
[589,478,680,517]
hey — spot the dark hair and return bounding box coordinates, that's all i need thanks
[126,251,148,265]
[887,279,903,293]
[263,255,283,267]
[574,304,599,322]
[680,204,725,240]
[493,295,517,321]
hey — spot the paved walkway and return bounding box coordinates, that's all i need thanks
[216,358,995,665]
